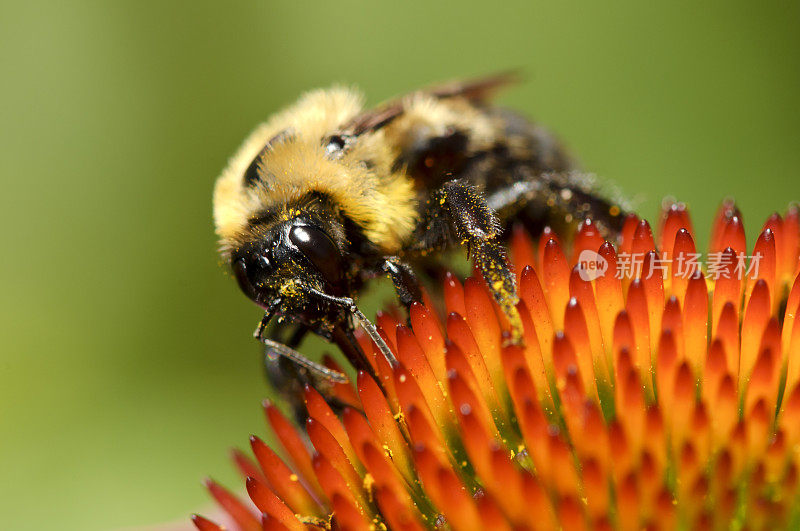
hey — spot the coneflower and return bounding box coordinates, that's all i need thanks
[193,200,800,530]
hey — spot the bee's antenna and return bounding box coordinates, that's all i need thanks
[305,287,398,367]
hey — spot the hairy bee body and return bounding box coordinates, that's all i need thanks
[213,74,625,390]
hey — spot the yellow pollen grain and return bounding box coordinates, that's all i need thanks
[610,205,621,216]
[363,473,375,501]
[437,381,448,397]
[289,473,298,481]
[382,444,393,459]
[298,516,331,529]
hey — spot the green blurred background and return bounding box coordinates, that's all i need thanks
[1,1,798,529]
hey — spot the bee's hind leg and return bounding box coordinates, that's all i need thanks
[409,179,524,345]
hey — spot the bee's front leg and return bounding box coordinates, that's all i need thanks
[409,179,524,344]
[381,256,423,309]
[260,322,347,388]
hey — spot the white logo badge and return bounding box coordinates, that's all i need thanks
[576,249,609,281]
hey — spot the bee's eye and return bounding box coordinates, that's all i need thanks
[232,258,258,300]
[289,225,344,287]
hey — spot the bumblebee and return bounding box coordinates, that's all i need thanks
[213,73,625,389]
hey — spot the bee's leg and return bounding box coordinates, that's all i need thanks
[303,286,399,369]
[258,318,347,387]
[381,256,423,310]
[260,323,350,422]
[259,322,308,422]
[410,179,524,345]
[484,172,626,241]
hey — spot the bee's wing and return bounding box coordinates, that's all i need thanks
[343,71,519,136]
[424,70,520,100]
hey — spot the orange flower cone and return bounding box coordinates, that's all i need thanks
[194,201,800,530]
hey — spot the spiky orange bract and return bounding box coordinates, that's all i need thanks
[195,201,800,530]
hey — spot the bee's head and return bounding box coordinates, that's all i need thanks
[230,214,349,319]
